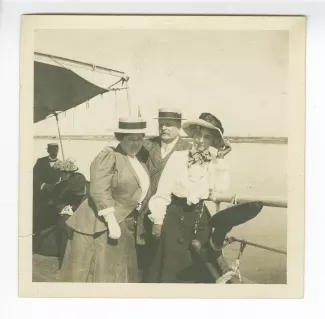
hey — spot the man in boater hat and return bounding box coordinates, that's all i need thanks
[33,143,61,191]
[140,108,191,195]
[137,108,191,280]
[33,143,62,252]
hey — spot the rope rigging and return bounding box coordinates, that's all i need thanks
[215,235,286,284]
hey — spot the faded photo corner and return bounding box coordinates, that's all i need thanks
[18,15,305,298]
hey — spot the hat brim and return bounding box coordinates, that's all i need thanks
[71,186,87,196]
[56,168,78,172]
[154,117,186,120]
[106,128,147,134]
[182,119,224,142]
[209,201,263,250]
[209,201,264,229]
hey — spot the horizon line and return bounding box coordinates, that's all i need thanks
[33,135,288,144]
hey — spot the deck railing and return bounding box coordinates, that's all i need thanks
[191,194,288,284]
[211,194,287,209]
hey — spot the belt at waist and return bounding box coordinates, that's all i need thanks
[171,194,204,208]
[125,209,138,219]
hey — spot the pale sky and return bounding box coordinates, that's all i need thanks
[34,29,288,137]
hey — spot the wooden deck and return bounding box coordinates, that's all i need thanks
[32,253,256,284]
[33,254,60,282]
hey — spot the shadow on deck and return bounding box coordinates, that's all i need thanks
[33,253,60,282]
[33,253,256,284]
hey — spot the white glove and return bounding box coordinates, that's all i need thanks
[60,205,74,216]
[98,207,121,239]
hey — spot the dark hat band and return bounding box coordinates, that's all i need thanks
[119,121,146,129]
[158,112,182,119]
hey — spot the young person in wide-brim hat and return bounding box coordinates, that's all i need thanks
[51,158,88,267]
[146,112,232,283]
[60,117,152,283]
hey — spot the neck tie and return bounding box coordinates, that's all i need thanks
[188,148,211,168]
[162,144,169,158]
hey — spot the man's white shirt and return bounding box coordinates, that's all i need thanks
[160,136,179,159]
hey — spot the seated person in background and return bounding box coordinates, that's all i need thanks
[52,158,88,267]
[33,143,61,252]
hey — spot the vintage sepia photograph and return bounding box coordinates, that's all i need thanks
[19,15,305,298]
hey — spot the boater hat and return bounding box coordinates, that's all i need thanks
[47,143,59,149]
[113,117,147,134]
[182,112,225,144]
[208,201,264,251]
[154,108,185,120]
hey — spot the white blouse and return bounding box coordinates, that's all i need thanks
[148,150,230,224]
[127,155,150,203]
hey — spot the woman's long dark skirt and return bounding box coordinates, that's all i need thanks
[146,195,213,283]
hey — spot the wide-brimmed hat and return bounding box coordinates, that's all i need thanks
[208,201,264,251]
[182,113,225,143]
[154,108,185,120]
[53,158,78,172]
[113,117,147,134]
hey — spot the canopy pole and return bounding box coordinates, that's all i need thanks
[54,112,65,161]
[35,52,127,78]
[125,81,132,116]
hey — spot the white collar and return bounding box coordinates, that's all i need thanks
[161,136,179,150]
[127,155,138,161]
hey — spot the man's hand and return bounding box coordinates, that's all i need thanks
[209,191,220,203]
[152,224,162,239]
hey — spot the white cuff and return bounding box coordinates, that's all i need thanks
[211,158,228,169]
[148,214,164,225]
[59,205,74,216]
[40,183,46,190]
[98,207,115,218]
[55,178,62,185]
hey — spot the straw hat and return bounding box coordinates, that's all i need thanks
[208,202,264,251]
[154,108,185,120]
[182,112,225,143]
[113,117,147,134]
[47,143,59,149]
[53,158,78,172]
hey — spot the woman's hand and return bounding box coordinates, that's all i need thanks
[217,140,232,158]
[152,224,162,239]
[98,207,121,239]
[106,213,121,239]
[209,191,220,203]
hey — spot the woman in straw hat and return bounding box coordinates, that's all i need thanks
[59,117,151,282]
[146,113,231,283]
[52,158,88,267]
